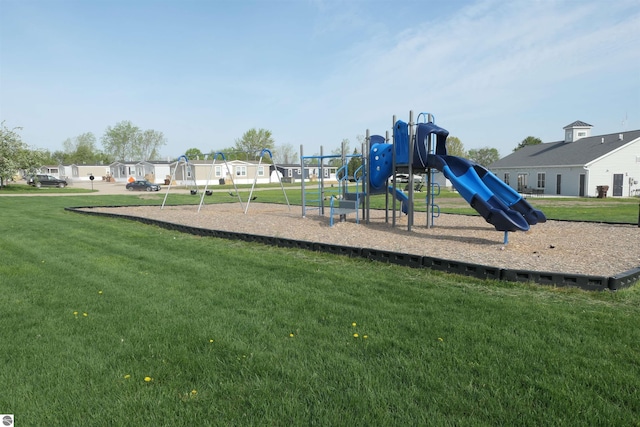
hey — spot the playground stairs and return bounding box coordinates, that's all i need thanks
[329,193,363,226]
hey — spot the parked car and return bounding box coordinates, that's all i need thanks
[27,174,68,188]
[126,180,161,192]
[391,174,423,184]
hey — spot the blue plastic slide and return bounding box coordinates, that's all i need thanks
[369,135,410,213]
[369,122,545,231]
[429,155,544,231]
[472,164,546,226]
[412,122,545,232]
[390,186,409,214]
[369,135,393,190]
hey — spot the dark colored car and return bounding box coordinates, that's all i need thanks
[126,180,161,192]
[28,174,68,188]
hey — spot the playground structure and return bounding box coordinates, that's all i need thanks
[162,150,290,214]
[302,110,546,242]
[300,143,365,222]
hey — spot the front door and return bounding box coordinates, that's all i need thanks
[613,174,623,197]
[517,174,527,192]
[579,174,585,197]
[556,174,561,195]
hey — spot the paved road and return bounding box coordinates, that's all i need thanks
[0,180,191,196]
[0,180,285,196]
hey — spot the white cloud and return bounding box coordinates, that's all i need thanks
[285,0,639,153]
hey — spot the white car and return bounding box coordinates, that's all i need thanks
[391,174,423,183]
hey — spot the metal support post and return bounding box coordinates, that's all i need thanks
[408,110,414,232]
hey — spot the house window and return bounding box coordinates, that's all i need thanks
[577,131,586,137]
[215,166,222,177]
[324,168,329,178]
[504,173,510,185]
[288,169,292,178]
[297,168,301,174]
[257,166,264,177]
[49,168,59,174]
[537,173,545,188]
[235,166,247,177]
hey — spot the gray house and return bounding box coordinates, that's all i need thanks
[490,121,640,197]
[275,164,338,183]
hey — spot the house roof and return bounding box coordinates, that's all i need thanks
[490,129,640,169]
[136,160,172,165]
[563,120,593,129]
[169,159,269,166]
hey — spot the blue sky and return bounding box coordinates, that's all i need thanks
[1,0,639,159]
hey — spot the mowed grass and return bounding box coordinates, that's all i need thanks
[1,195,639,426]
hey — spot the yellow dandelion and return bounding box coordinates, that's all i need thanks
[353,333,359,338]
[144,376,153,382]
[289,333,294,338]
[73,311,78,316]
[98,290,103,295]
[438,337,444,342]
[83,312,88,317]
[352,322,357,327]
[124,374,131,379]
[209,339,214,343]
[363,335,368,339]
[191,389,197,395]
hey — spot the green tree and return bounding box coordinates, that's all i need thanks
[136,129,165,161]
[273,143,297,164]
[234,128,274,160]
[513,136,542,152]
[101,121,165,161]
[328,138,350,168]
[347,147,362,179]
[63,132,101,164]
[0,122,46,187]
[446,136,466,157]
[49,150,68,164]
[184,148,204,160]
[468,147,501,167]
[102,121,140,161]
[213,147,248,161]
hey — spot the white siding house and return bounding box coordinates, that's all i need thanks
[136,161,171,184]
[169,159,276,186]
[490,121,640,197]
[68,164,112,181]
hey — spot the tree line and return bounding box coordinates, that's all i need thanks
[1,118,542,188]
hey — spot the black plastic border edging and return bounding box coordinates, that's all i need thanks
[608,266,640,291]
[428,257,503,281]
[66,206,640,291]
[500,269,609,292]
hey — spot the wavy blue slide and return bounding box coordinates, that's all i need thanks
[413,123,546,232]
[368,122,545,231]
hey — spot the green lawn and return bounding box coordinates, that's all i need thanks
[1,195,639,426]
